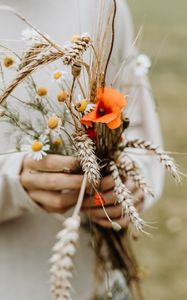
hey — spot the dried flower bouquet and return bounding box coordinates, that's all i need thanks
[0,2,180,300]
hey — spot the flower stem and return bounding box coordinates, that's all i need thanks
[73,174,87,217]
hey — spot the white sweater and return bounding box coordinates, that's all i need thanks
[0,1,164,299]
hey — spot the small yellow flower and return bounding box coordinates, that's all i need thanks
[75,100,88,112]
[31,140,43,152]
[57,90,69,102]
[53,138,62,146]
[53,71,63,80]
[47,116,60,129]
[37,86,48,97]
[3,56,15,68]
[71,35,81,43]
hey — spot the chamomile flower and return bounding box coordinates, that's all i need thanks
[21,136,50,161]
[57,90,69,102]
[134,54,151,77]
[36,86,48,97]
[52,70,67,83]
[2,54,18,70]
[21,27,49,46]
[47,114,62,136]
[75,95,96,114]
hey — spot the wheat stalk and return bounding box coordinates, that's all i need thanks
[117,153,154,197]
[50,174,87,300]
[0,35,91,104]
[73,131,101,187]
[50,216,80,300]
[125,139,181,182]
[110,161,145,232]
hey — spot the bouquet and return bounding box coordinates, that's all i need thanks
[0,2,180,300]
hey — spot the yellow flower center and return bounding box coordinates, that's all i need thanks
[53,138,62,146]
[37,87,48,97]
[57,90,68,102]
[76,100,88,112]
[3,56,14,68]
[48,116,60,129]
[31,141,43,152]
[53,71,62,80]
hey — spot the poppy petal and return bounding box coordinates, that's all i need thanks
[108,115,122,129]
[94,111,120,124]
[97,87,127,109]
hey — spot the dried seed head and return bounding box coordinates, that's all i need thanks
[57,90,69,102]
[71,63,81,78]
[37,86,48,97]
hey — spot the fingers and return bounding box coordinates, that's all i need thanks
[133,189,145,206]
[21,171,84,191]
[83,204,123,220]
[28,189,79,213]
[24,155,80,172]
[85,174,114,194]
[83,190,116,208]
[100,175,114,192]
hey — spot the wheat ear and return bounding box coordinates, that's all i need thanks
[110,161,145,232]
[117,153,154,197]
[73,131,101,187]
[125,139,181,182]
[50,175,87,300]
[0,35,90,104]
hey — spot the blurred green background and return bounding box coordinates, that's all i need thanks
[128,0,187,299]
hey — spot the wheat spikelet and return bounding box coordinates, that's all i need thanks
[0,35,91,104]
[126,139,181,182]
[110,161,145,231]
[19,43,50,69]
[117,153,154,197]
[73,131,101,187]
[50,216,80,300]
[63,35,91,66]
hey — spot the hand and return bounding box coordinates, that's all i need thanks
[82,178,144,229]
[20,154,84,213]
[20,154,117,214]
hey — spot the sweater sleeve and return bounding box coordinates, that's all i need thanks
[113,0,165,209]
[0,152,41,223]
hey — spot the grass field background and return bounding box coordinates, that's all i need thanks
[127,1,187,299]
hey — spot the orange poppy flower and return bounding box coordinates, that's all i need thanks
[81,87,127,129]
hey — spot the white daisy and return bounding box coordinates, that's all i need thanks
[21,27,49,46]
[75,95,96,114]
[52,70,67,83]
[21,135,50,161]
[1,54,19,70]
[47,114,62,136]
[134,54,151,77]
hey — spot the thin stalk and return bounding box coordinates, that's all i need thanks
[73,174,87,217]
[103,0,117,86]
